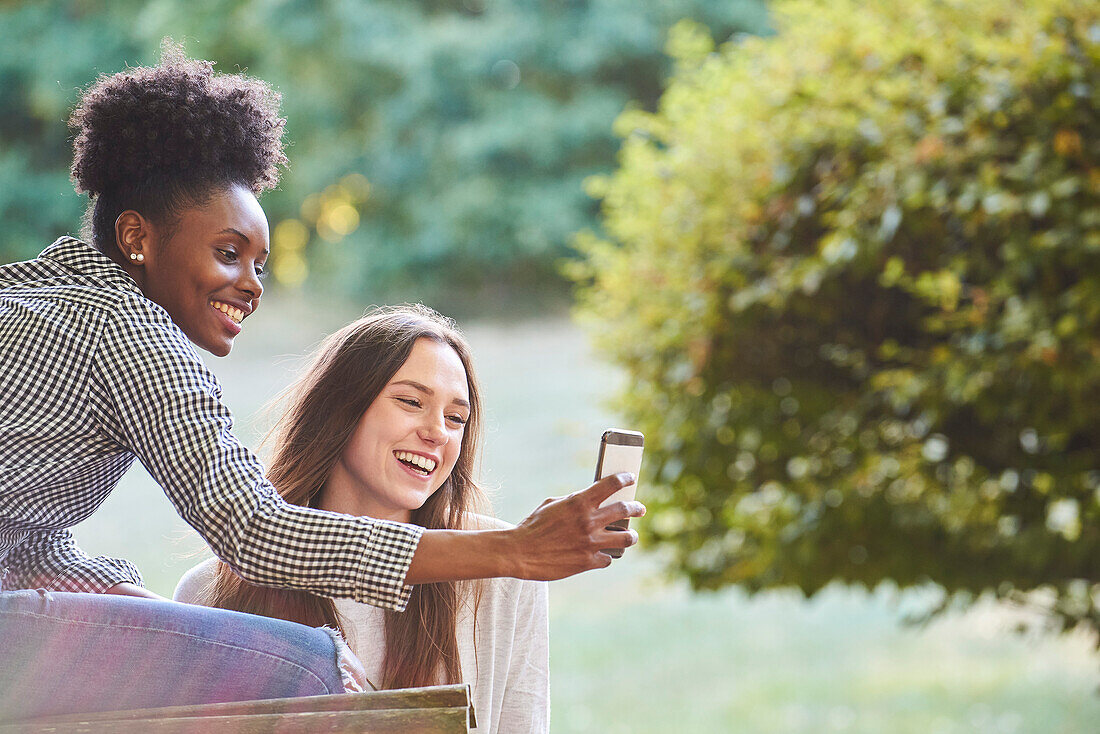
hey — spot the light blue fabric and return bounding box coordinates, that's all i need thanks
[0,589,346,722]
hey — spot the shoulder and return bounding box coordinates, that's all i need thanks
[7,239,202,368]
[102,289,189,342]
[95,291,213,388]
[173,557,219,604]
[2,238,140,310]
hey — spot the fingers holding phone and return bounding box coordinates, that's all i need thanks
[593,429,644,558]
[505,432,645,580]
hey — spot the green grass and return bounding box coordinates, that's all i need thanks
[72,294,1099,733]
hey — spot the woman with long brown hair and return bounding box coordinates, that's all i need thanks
[175,304,549,732]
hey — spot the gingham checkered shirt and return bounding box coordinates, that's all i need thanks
[0,237,422,609]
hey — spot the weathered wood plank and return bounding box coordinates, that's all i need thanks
[0,706,471,734]
[19,685,471,724]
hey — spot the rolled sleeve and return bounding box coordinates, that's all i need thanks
[351,519,422,609]
[4,528,143,593]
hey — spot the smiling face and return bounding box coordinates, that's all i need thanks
[319,338,472,523]
[131,183,270,356]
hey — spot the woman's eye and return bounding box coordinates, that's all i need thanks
[255,266,268,280]
[447,414,468,426]
[218,249,238,262]
[397,398,421,408]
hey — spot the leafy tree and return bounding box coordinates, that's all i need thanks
[0,1,143,263]
[573,0,1100,636]
[0,0,768,303]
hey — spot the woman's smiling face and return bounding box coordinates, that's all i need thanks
[135,183,269,356]
[320,338,471,523]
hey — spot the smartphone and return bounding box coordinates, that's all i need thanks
[594,428,644,558]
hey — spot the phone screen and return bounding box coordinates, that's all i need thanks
[595,429,644,558]
[595,429,644,509]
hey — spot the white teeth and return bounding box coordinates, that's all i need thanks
[395,451,436,474]
[211,301,244,324]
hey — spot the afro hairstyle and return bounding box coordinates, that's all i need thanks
[69,43,288,253]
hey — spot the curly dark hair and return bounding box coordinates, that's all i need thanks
[69,43,288,253]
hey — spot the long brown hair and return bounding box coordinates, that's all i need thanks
[204,304,485,689]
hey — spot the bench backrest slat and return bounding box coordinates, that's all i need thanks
[19,685,470,724]
[0,705,471,734]
[4,684,474,733]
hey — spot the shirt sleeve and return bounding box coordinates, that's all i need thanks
[498,579,551,733]
[88,303,422,611]
[3,528,143,593]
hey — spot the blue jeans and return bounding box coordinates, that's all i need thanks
[0,589,349,722]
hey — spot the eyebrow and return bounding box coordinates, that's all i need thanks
[218,228,270,256]
[392,379,471,409]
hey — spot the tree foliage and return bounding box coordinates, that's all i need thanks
[0,0,767,300]
[573,0,1100,635]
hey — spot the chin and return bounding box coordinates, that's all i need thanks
[204,339,233,357]
[394,496,429,516]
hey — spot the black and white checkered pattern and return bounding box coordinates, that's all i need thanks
[0,238,421,610]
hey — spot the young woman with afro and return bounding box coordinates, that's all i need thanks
[0,46,641,719]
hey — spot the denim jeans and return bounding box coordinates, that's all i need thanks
[0,588,350,722]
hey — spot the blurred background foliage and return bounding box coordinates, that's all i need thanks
[0,0,767,308]
[573,0,1100,638]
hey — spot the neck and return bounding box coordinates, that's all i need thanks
[318,466,412,524]
[99,241,148,291]
[121,263,148,291]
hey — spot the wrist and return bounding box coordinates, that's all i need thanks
[486,527,523,579]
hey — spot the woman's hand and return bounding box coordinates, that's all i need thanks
[509,472,645,580]
[407,473,645,584]
[105,582,168,601]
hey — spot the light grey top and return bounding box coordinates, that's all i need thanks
[174,518,549,734]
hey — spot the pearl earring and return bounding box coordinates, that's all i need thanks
[130,252,145,263]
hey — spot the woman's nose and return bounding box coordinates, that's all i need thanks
[418,415,448,445]
[239,266,264,301]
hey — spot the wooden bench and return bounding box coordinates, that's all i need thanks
[0,684,474,733]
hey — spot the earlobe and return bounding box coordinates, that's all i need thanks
[115,210,150,265]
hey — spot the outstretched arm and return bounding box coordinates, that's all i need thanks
[91,306,421,611]
[407,472,644,584]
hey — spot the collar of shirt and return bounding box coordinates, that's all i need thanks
[38,237,143,296]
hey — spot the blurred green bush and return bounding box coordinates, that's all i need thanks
[573,0,1100,635]
[0,0,767,301]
